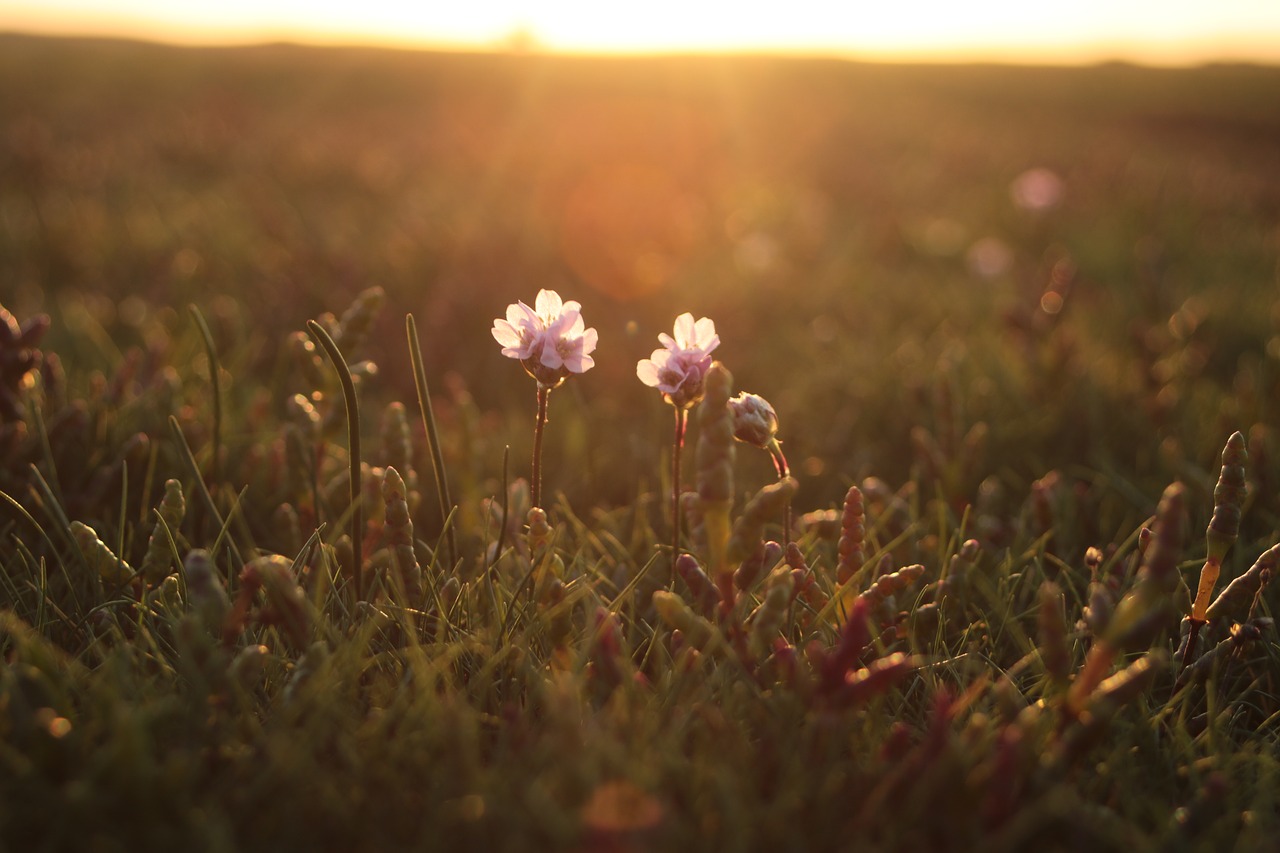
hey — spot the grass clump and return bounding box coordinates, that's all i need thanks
[1,286,1278,852]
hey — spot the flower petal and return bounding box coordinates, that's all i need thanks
[672,313,695,347]
[636,359,660,386]
[580,327,598,355]
[693,317,717,347]
[540,341,565,369]
[492,320,522,348]
[535,289,562,317]
[552,306,580,334]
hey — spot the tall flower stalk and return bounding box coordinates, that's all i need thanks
[493,289,597,509]
[637,313,720,563]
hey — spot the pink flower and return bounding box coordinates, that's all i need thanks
[658,313,719,360]
[636,313,719,409]
[493,289,597,386]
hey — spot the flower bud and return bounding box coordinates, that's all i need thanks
[727,392,778,449]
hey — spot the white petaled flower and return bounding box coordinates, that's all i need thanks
[658,313,719,360]
[492,289,597,387]
[636,313,719,409]
[728,392,778,449]
[492,300,543,361]
[539,308,597,374]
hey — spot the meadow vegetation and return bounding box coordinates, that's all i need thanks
[1,34,1280,850]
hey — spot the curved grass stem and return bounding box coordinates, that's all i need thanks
[306,320,364,602]
[406,314,457,568]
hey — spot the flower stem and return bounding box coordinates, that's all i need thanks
[532,384,550,510]
[1181,618,1204,669]
[769,442,792,547]
[672,405,688,566]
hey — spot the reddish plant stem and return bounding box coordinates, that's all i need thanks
[771,445,792,547]
[532,384,550,510]
[672,405,688,568]
[1181,619,1204,669]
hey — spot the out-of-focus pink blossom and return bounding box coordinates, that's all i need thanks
[492,289,597,386]
[1011,167,1064,213]
[636,313,719,409]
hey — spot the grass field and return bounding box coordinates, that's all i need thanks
[2,34,1280,851]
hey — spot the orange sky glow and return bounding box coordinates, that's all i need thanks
[3,0,1280,64]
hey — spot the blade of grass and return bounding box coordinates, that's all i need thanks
[137,435,160,526]
[168,415,243,574]
[209,486,250,570]
[607,550,664,611]
[406,313,456,569]
[6,538,42,624]
[290,522,328,575]
[306,319,364,603]
[188,304,223,488]
[0,488,68,581]
[115,460,128,569]
[27,397,67,513]
[20,469,87,612]
[489,445,510,578]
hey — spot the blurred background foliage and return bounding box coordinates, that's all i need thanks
[1,34,1278,528]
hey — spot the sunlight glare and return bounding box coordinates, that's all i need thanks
[4,0,1280,63]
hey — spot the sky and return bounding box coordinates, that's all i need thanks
[3,0,1280,64]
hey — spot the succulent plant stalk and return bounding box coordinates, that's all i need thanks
[696,363,734,580]
[1068,482,1185,715]
[382,466,423,605]
[836,485,866,585]
[139,479,186,586]
[1184,432,1247,666]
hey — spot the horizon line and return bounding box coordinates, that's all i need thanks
[4,25,1280,70]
